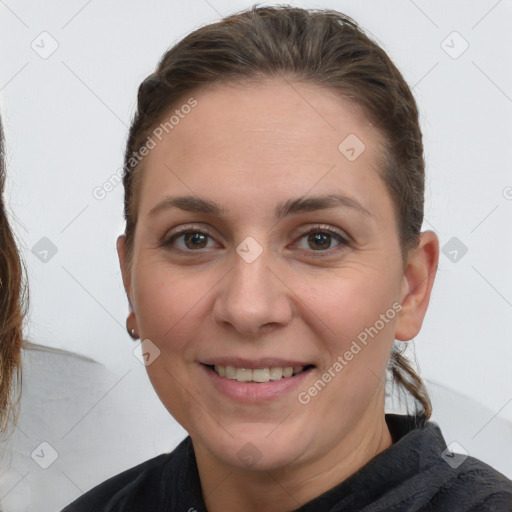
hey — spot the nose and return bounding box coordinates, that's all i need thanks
[213,248,294,337]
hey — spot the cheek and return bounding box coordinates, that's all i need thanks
[133,263,215,428]
[306,266,398,328]
[297,274,400,411]
[287,268,400,436]
[133,263,203,350]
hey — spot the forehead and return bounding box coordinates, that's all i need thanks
[137,78,390,219]
[168,78,380,158]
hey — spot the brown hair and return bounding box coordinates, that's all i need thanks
[121,5,431,418]
[0,115,25,433]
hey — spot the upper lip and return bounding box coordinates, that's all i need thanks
[200,357,314,369]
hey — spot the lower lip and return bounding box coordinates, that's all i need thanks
[200,364,314,403]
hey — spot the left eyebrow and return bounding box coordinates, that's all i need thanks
[275,194,372,219]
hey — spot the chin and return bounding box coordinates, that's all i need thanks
[196,420,312,472]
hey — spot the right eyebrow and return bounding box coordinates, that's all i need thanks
[148,196,224,217]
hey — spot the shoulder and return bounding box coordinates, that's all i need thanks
[429,455,512,511]
[422,418,512,510]
[61,439,191,511]
[379,415,512,511]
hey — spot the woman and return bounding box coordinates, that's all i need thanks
[63,6,512,511]
[0,115,25,436]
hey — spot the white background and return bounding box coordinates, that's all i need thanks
[1,0,511,503]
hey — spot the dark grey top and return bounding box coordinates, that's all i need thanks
[62,414,512,511]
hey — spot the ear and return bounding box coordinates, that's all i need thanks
[395,230,439,341]
[117,234,133,307]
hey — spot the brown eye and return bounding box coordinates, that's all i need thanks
[293,227,348,253]
[307,232,333,250]
[163,230,216,251]
[183,232,208,249]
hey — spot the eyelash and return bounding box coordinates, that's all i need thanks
[161,224,350,256]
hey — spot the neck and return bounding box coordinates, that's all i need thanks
[194,410,393,512]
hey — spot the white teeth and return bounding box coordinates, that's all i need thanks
[269,367,283,380]
[215,365,226,377]
[236,368,252,382]
[252,368,270,383]
[212,365,307,382]
[282,367,293,378]
[225,365,236,379]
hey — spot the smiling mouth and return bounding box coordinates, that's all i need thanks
[205,364,315,383]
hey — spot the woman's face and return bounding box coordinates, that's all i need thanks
[120,78,414,473]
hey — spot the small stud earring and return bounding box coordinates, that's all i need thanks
[126,318,139,340]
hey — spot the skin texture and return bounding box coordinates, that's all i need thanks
[118,78,439,511]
